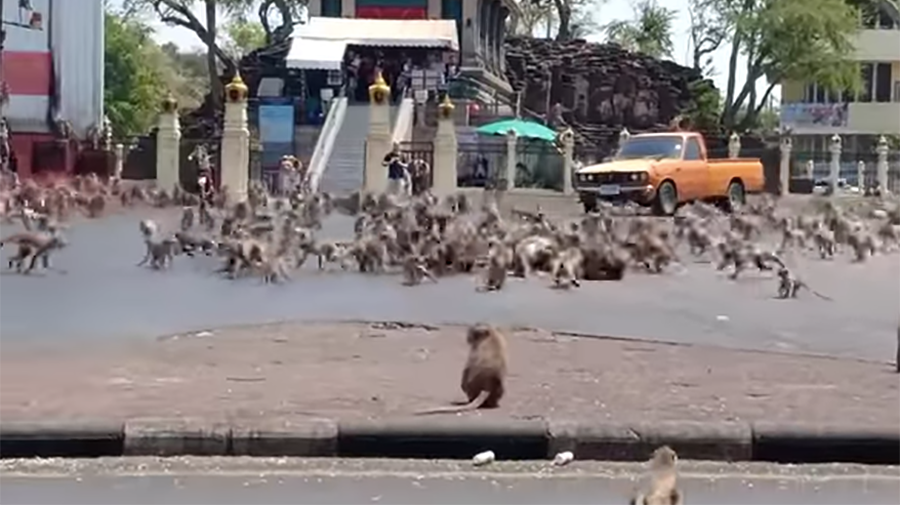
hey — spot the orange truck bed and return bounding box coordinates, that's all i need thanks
[574,132,764,215]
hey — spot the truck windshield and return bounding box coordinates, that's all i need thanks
[616,136,684,160]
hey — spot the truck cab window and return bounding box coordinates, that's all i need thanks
[684,138,703,160]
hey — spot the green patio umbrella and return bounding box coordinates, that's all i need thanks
[475,119,557,142]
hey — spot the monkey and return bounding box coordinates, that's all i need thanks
[257,254,292,284]
[174,231,217,257]
[478,242,512,292]
[85,194,106,218]
[351,237,389,274]
[685,225,714,257]
[402,254,437,286]
[180,206,195,231]
[846,231,878,262]
[415,324,507,415]
[137,237,177,270]
[0,231,67,274]
[630,446,683,505]
[813,228,837,260]
[550,246,582,289]
[776,267,832,301]
[139,219,158,240]
[307,240,353,271]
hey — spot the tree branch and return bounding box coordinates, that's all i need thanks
[152,0,235,72]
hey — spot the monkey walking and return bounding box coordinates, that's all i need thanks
[630,446,683,505]
[477,243,511,292]
[0,231,67,274]
[180,206,195,231]
[776,268,832,301]
[137,237,177,270]
[415,324,507,415]
[174,231,217,257]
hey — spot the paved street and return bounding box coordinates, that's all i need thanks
[3,322,897,425]
[0,205,897,360]
[1,457,897,505]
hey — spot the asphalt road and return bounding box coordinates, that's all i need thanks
[1,458,897,505]
[0,211,897,360]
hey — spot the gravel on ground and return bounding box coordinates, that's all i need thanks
[2,321,896,427]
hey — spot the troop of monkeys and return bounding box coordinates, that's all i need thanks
[138,183,899,303]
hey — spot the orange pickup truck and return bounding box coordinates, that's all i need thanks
[574,132,764,215]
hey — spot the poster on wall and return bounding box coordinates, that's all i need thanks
[780,103,848,128]
[258,104,295,169]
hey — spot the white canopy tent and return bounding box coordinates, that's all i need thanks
[288,17,459,56]
[285,37,349,71]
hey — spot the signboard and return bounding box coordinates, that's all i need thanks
[780,103,848,128]
[258,104,295,144]
[258,104,295,169]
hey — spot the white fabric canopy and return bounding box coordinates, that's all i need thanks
[291,17,459,51]
[285,38,348,70]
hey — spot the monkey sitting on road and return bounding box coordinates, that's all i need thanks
[630,446,683,505]
[776,267,832,301]
[1,231,68,274]
[415,324,507,415]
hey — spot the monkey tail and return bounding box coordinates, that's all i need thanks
[811,289,833,301]
[413,390,491,416]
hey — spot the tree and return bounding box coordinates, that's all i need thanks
[713,0,896,129]
[604,0,676,58]
[222,18,267,57]
[509,0,601,40]
[686,0,726,76]
[103,12,169,137]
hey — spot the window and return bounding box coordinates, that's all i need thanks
[875,63,892,102]
[815,85,827,104]
[684,138,703,160]
[804,83,816,103]
[859,64,874,102]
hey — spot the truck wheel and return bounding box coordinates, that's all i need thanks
[725,180,745,213]
[653,180,678,216]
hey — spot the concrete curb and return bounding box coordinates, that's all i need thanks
[1,419,897,464]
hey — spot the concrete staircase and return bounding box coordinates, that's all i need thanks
[318,104,397,195]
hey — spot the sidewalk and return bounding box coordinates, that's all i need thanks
[2,321,896,428]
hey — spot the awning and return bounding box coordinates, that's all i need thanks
[291,17,459,51]
[285,38,348,71]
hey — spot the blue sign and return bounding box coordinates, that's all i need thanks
[259,105,295,144]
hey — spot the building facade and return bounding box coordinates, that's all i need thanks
[307,0,515,89]
[780,0,900,160]
[1,0,105,175]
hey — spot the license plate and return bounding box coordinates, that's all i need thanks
[598,184,621,196]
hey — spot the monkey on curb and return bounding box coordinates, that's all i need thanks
[630,446,683,505]
[415,324,507,415]
[776,267,832,301]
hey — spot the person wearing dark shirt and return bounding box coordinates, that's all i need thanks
[383,143,410,196]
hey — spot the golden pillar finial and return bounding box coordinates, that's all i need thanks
[161,92,178,114]
[368,70,391,105]
[225,72,249,103]
[438,94,455,119]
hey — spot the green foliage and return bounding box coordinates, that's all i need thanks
[682,79,722,134]
[223,19,267,57]
[103,12,168,137]
[710,0,870,128]
[604,0,676,58]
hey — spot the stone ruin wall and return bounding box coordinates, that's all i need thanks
[503,37,714,155]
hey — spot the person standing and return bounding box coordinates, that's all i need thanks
[383,143,410,196]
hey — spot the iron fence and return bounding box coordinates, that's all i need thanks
[515,141,565,191]
[457,141,507,188]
